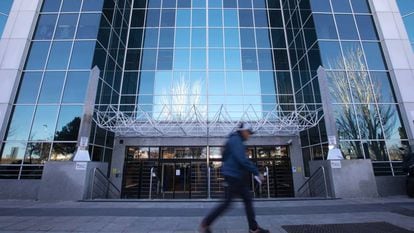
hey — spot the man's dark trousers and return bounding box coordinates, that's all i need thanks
[204,176,258,230]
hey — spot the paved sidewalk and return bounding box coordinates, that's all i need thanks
[0,196,413,232]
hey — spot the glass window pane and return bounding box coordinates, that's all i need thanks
[69,41,96,69]
[148,0,161,8]
[209,49,224,70]
[24,142,51,164]
[276,72,293,94]
[239,9,254,27]
[175,28,190,47]
[260,71,276,95]
[271,29,286,48]
[77,13,101,39]
[30,106,59,141]
[61,0,82,12]
[159,28,174,47]
[1,142,27,164]
[253,0,266,8]
[318,41,343,69]
[51,143,76,161]
[208,72,225,95]
[54,105,82,141]
[16,72,42,104]
[47,41,72,70]
[25,41,50,70]
[240,28,255,47]
[192,9,206,27]
[350,0,370,13]
[157,49,173,70]
[363,42,387,70]
[128,29,143,48]
[161,9,175,27]
[38,72,65,103]
[224,28,240,47]
[144,28,159,48]
[82,0,104,11]
[254,10,268,27]
[257,49,273,70]
[162,0,176,8]
[54,14,78,39]
[330,0,351,12]
[223,0,237,8]
[355,15,378,40]
[191,49,206,69]
[326,71,351,103]
[41,0,62,12]
[62,71,89,103]
[174,49,190,69]
[176,9,191,27]
[268,10,283,27]
[192,0,206,8]
[238,0,252,8]
[209,28,223,47]
[177,0,191,8]
[309,0,331,12]
[224,9,238,27]
[335,15,358,40]
[209,9,222,27]
[125,49,140,70]
[226,72,243,95]
[273,49,289,70]
[355,104,384,139]
[243,71,260,95]
[379,104,407,139]
[146,9,160,27]
[225,49,241,69]
[192,28,206,47]
[241,49,257,70]
[313,14,337,39]
[370,72,396,103]
[255,29,271,48]
[34,14,57,40]
[121,72,138,95]
[6,106,35,140]
[332,104,359,139]
[141,49,157,70]
[138,71,155,95]
[341,42,366,70]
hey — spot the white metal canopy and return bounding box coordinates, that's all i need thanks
[93,104,324,137]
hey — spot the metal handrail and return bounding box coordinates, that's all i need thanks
[149,167,154,199]
[265,166,270,198]
[297,166,329,198]
[90,168,120,199]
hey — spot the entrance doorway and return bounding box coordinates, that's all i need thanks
[121,146,294,199]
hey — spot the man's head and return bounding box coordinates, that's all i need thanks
[237,123,254,140]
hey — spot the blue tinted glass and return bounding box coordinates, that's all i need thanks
[16,72,42,104]
[163,0,176,8]
[154,72,172,97]
[363,42,387,70]
[397,0,414,15]
[209,28,223,47]
[192,9,206,26]
[146,9,160,27]
[0,0,12,13]
[191,49,206,69]
[47,41,72,69]
[209,9,222,27]
[254,10,268,27]
[238,0,252,8]
[82,0,104,11]
[226,72,243,94]
[313,14,337,39]
[240,28,255,47]
[209,49,224,70]
[210,0,222,8]
[341,42,366,70]
[350,0,370,13]
[25,41,50,70]
[268,10,283,27]
[224,9,238,27]
[271,29,286,48]
[253,0,266,8]
[273,49,289,70]
[318,41,343,69]
[42,0,62,12]
[239,9,254,27]
[224,28,240,47]
[310,0,331,12]
[54,105,82,141]
[161,9,175,27]
[192,0,206,8]
[330,0,351,12]
[122,72,138,95]
[30,105,59,141]
[224,0,237,8]
[54,14,78,39]
[243,71,260,95]
[403,15,414,42]
[77,13,101,39]
[241,49,257,70]
[177,0,191,8]
[258,49,273,70]
[192,28,206,47]
[335,15,358,40]
[139,71,155,95]
[174,49,190,69]
[144,29,159,48]
[0,16,6,37]
[276,72,293,94]
[38,72,65,103]
[141,49,157,70]
[208,72,225,95]
[175,28,190,47]
[6,106,35,140]
[157,49,173,70]
[62,71,89,103]
[148,0,161,8]
[70,41,96,69]
[34,14,57,39]
[176,9,191,27]
[355,15,378,40]
[61,0,82,12]
[256,29,271,48]
[260,72,276,95]
[225,49,241,69]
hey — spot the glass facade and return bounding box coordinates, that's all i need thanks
[0,0,13,37]
[397,0,414,51]
[0,0,411,180]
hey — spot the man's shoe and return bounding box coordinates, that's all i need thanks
[249,226,270,233]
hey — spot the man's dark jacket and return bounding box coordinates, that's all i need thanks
[221,132,259,180]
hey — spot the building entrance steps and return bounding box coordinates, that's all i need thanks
[0,197,413,232]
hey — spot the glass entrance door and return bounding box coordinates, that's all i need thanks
[161,162,191,198]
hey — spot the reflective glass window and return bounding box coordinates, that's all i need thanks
[335,15,358,40]
[257,49,273,70]
[312,14,337,39]
[350,0,370,13]
[238,0,252,8]
[146,9,160,27]
[131,10,145,27]
[239,9,254,27]
[370,72,396,103]
[61,0,82,12]
[41,0,62,12]
[330,0,351,13]
[62,71,89,103]
[139,71,155,95]
[208,72,225,95]
[273,49,289,70]
[243,72,261,95]
[223,0,237,8]
[159,28,174,47]
[341,42,366,70]
[209,49,224,70]
[397,0,414,15]
[271,29,286,48]
[82,0,104,11]
[259,71,276,95]
[38,72,65,103]
[144,28,159,48]
[318,41,343,69]
[240,28,255,47]
[192,0,206,8]
[253,0,266,8]
[355,104,383,139]
[241,49,257,70]
[54,105,82,141]
[25,41,50,70]
[176,9,191,27]
[128,29,143,48]
[157,49,173,70]
[70,41,96,69]
[141,49,157,70]
[16,72,42,104]
[174,49,190,69]
[355,15,378,40]
[192,28,206,47]
[177,0,191,8]
[225,49,241,69]
[163,0,176,8]
[403,15,414,41]
[226,72,243,94]
[254,10,268,27]
[34,14,57,40]
[326,71,351,103]
[1,142,27,164]
[192,9,206,27]
[54,14,78,39]
[6,106,35,140]
[148,0,161,8]
[121,72,138,95]
[309,0,331,12]
[209,0,222,8]
[51,143,76,161]
[47,41,72,69]
[30,105,59,141]
[125,49,140,70]
[175,28,190,47]
[224,9,238,27]
[209,9,222,27]
[276,72,293,94]
[224,28,240,47]
[268,10,283,27]
[161,9,175,27]
[76,13,101,39]
[332,104,359,139]
[24,142,51,164]
[209,28,223,47]
[362,42,387,70]
[256,29,271,48]
[191,49,206,69]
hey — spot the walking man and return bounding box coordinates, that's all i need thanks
[199,123,270,233]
